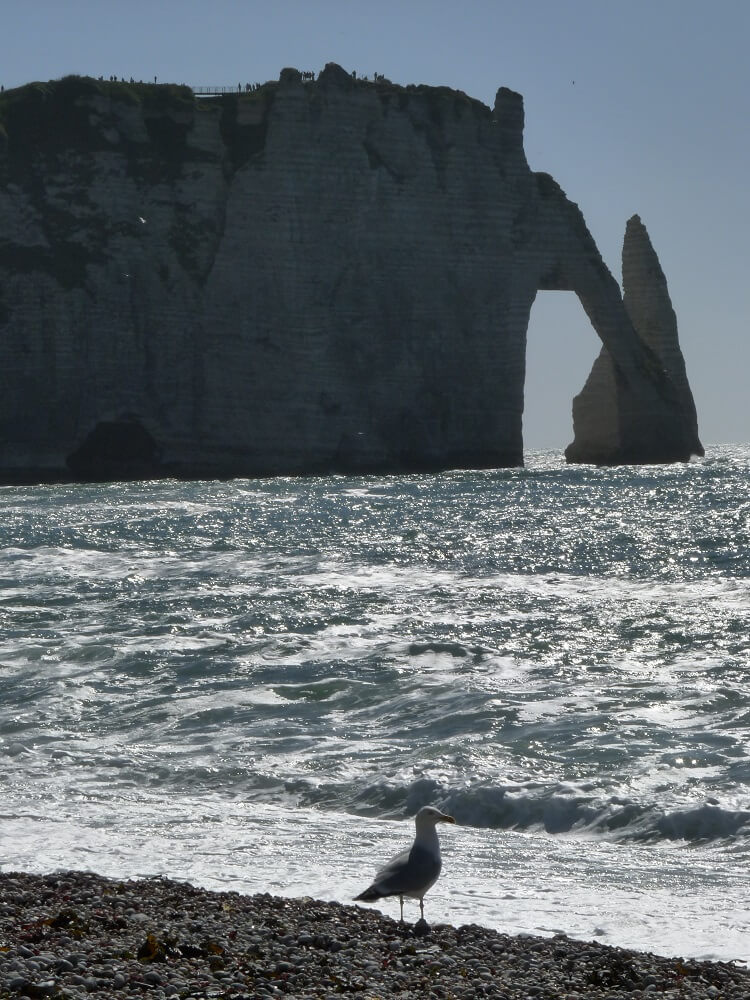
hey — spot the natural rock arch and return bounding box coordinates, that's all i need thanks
[0,69,701,483]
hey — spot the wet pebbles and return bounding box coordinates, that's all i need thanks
[0,870,747,998]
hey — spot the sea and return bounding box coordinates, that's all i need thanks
[1,444,749,963]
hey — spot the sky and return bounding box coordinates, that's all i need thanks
[2,0,748,449]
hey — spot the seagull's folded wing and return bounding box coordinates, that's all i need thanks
[373,844,442,896]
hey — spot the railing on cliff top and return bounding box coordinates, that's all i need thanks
[191,76,321,96]
[192,84,309,96]
[192,86,251,96]
[192,86,245,95]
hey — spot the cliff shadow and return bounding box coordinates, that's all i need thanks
[66,419,162,482]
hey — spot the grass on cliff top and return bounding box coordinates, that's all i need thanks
[0,72,487,136]
[0,75,196,141]
[0,75,286,147]
[0,74,194,108]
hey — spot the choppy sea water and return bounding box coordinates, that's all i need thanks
[1,446,749,962]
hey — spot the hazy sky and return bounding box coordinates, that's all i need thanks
[3,0,748,448]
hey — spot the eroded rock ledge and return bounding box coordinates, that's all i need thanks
[0,67,702,483]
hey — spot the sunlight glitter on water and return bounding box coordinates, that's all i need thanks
[1,446,749,961]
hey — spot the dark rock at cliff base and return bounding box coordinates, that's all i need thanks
[0,68,702,483]
[66,419,162,481]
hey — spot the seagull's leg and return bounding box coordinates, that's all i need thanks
[398,896,404,923]
[419,897,424,920]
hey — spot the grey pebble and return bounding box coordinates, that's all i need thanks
[0,870,747,1000]
[32,982,57,996]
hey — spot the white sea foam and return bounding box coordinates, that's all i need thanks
[0,447,749,959]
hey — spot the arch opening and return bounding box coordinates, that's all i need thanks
[523,291,602,456]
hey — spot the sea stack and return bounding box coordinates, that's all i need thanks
[565,215,703,464]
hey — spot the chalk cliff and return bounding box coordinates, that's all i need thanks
[0,66,702,482]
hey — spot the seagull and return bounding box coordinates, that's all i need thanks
[354,805,455,923]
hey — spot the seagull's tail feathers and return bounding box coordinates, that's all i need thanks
[353,885,383,902]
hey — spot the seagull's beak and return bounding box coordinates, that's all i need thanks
[440,814,456,824]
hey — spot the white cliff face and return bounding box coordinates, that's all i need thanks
[0,68,701,482]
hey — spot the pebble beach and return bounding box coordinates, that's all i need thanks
[0,871,748,999]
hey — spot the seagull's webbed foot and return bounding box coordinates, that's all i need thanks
[413,917,431,937]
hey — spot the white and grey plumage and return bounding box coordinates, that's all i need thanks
[353,805,455,922]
